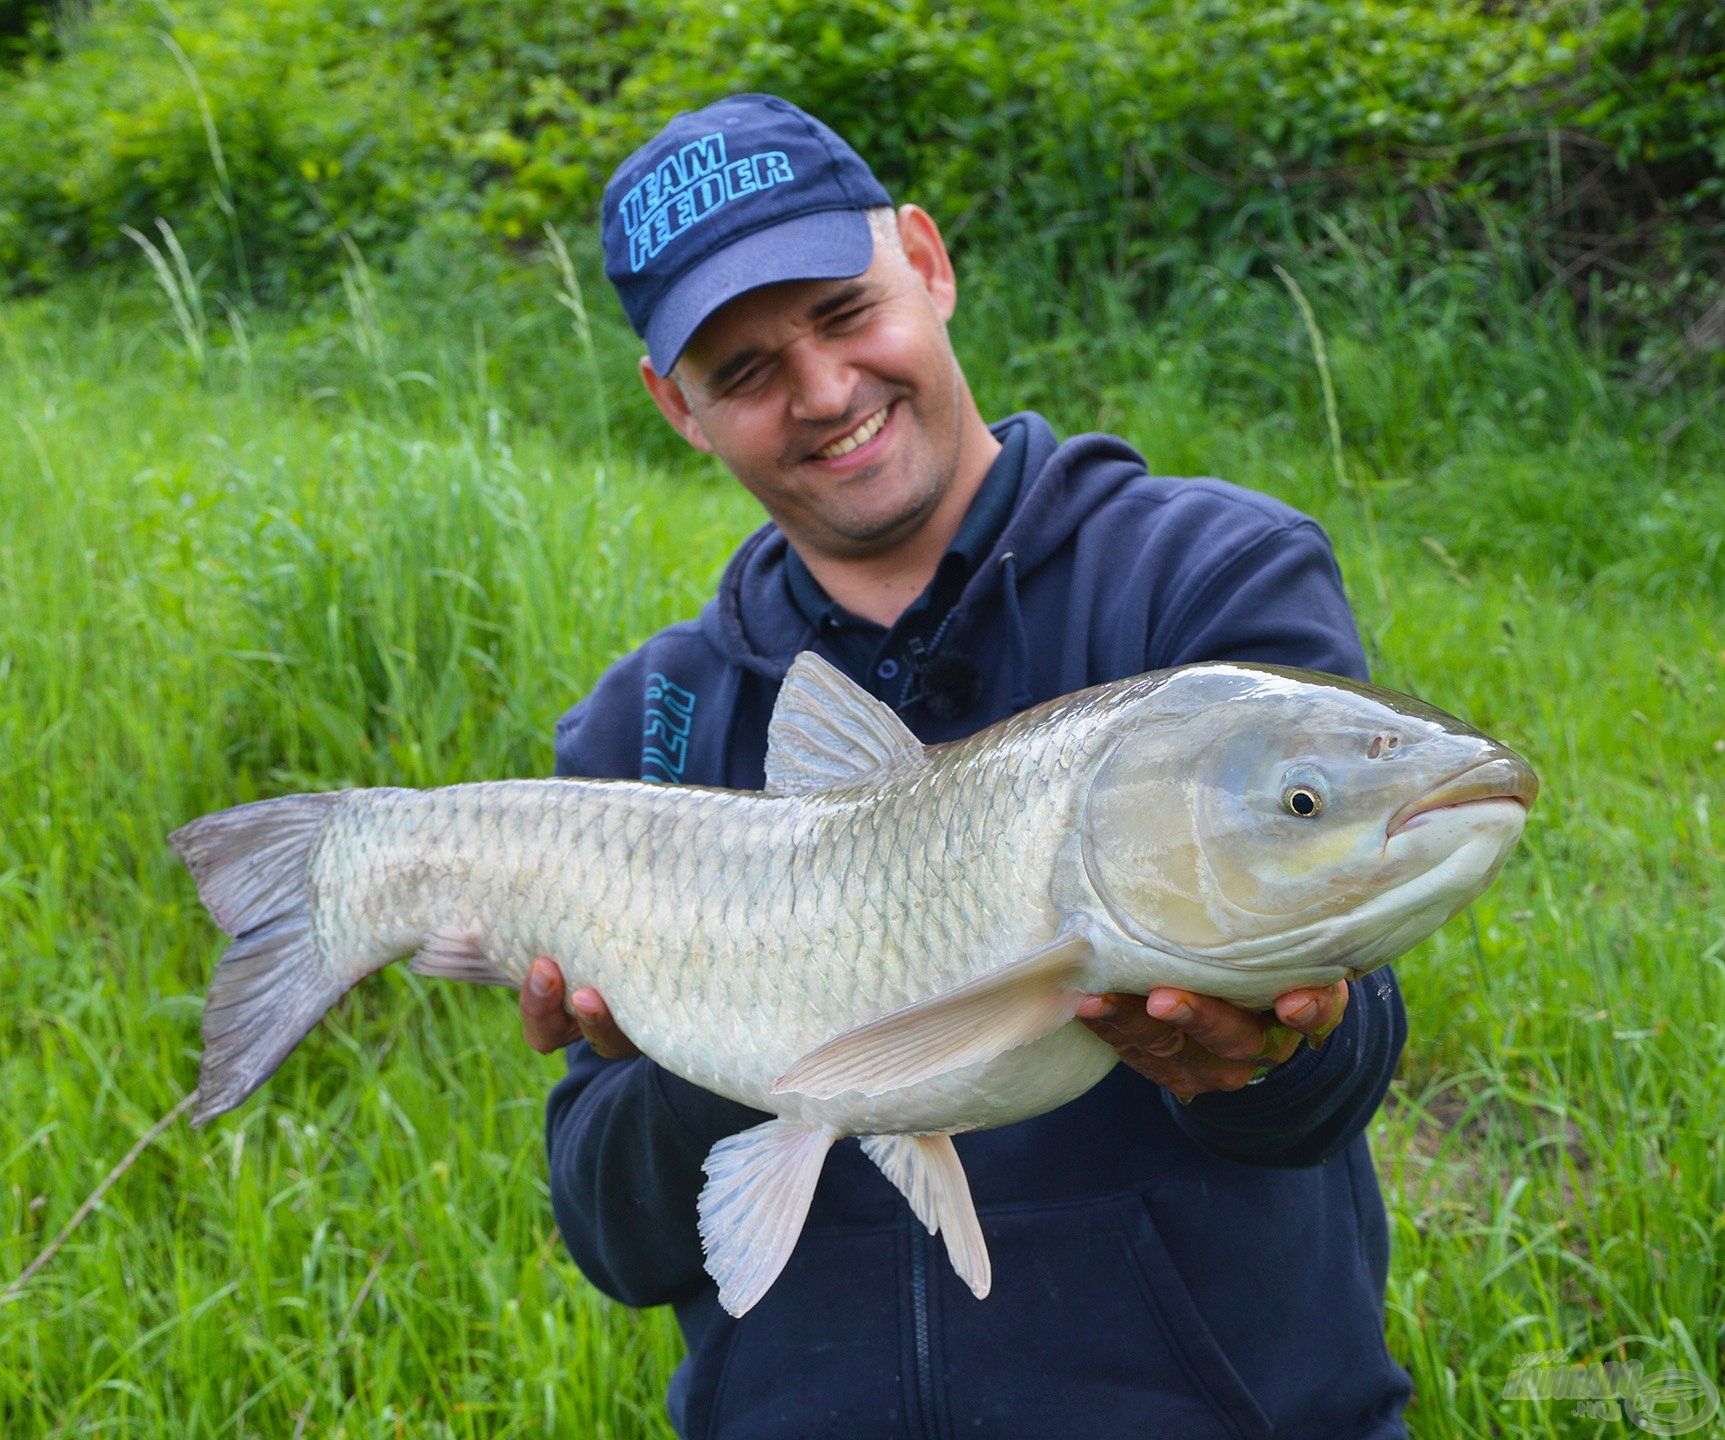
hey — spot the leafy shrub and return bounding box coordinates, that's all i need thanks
[0,0,1718,332]
[0,0,465,295]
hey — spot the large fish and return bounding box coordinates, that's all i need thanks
[171,655,1536,1314]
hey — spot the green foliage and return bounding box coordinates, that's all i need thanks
[0,0,1719,328]
[0,0,52,64]
[1576,0,1725,197]
[0,249,1718,1436]
[0,0,461,296]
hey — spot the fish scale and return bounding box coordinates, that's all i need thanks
[317,747,1081,1122]
[170,653,1535,1315]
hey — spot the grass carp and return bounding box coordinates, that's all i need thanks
[170,654,1536,1315]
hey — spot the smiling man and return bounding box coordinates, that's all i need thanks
[526,94,1412,1439]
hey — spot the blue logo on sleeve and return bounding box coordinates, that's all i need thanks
[642,673,697,783]
[619,132,795,272]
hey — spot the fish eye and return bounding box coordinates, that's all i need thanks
[1279,763,1329,819]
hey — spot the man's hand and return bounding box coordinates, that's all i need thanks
[1076,982,1349,1103]
[520,957,641,1059]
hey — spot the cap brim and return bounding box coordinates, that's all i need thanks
[644,209,875,376]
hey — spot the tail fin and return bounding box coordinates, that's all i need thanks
[169,794,348,1127]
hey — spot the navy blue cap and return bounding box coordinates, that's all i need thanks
[603,94,893,375]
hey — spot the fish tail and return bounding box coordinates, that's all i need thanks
[169,793,349,1127]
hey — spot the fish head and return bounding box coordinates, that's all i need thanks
[1078,665,1537,985]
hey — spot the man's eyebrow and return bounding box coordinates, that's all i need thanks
[704,284,875,393]
[707,347,764,394]
[808,283,870,320]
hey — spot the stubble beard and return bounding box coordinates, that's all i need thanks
[815,365,966,556]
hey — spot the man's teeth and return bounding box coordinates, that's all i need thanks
[814,407,888,459]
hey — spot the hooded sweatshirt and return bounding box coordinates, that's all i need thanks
[546,412,1413,1440]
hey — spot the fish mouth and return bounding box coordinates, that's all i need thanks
[1387,755,1539,838]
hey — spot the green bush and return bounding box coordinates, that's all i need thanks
[0,0,462,295]
[0,0,1718,331]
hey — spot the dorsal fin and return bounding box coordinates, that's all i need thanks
[764,652,924,795]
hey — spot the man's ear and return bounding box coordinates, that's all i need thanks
[639,356,714,454]
[895,205,957,324]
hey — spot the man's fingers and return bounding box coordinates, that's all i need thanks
[1079,992,1186,1058]
[520,958,583,1054]
[1079,987,1323,1096]
[1145,989,1300,1066]
[569,986,642,1061]
[519,957,643,1060]
[1274,981,1350,1045]
[1079,993,1267,1095]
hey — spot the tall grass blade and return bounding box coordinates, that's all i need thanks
[156,27,252,302]
[1274,262,1387,610]
[544,223,613,465]
[121,219,207,373]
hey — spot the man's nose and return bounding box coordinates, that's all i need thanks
[784,342,855,421]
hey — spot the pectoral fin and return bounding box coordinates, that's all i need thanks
[862,1133,990,1299]
[698,1120,839,1317]
[771,929,1093,1101]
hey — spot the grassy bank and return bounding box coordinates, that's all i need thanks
[0,246,1719,1436]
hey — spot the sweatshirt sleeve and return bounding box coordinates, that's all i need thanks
[1149,512,1409,1166]
[543,688,768,1307]
[1162,965,1407,1166]
[545,1051,767,1306]
[1147,513,1372,684]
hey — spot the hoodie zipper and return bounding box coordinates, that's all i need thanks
[910,1226,942,1439]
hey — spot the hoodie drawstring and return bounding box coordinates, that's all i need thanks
[999,550,1031,711]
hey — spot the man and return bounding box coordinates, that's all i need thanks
[523,94,1412,1438]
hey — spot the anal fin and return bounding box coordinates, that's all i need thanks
[862,1133,990,1299]
[407,925,514,987]
[699,1120,838,1316]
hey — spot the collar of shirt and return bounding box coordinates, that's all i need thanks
[781,417,1029,700]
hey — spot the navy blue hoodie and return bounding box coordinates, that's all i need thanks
[547,413,1413,1440]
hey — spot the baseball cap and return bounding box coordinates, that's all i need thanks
[602,94,893,375]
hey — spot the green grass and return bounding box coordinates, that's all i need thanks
[0,239,1719,1437]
